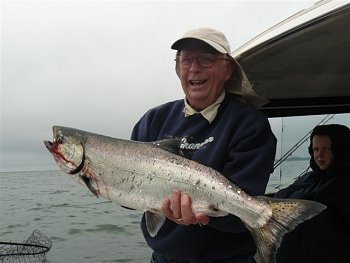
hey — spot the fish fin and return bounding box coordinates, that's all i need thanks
[145,211,166,237]
[151,139,184,156]
[249,197,326,263]
[79,175,100,198]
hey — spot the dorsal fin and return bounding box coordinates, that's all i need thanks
[151,138,184,156]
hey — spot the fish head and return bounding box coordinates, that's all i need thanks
[44,126,85,175]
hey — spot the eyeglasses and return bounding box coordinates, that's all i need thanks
[175,53,229,69]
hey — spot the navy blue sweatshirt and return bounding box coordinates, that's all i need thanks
[131,94,277,263]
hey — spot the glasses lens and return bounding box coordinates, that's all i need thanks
[177,55,192,69]
[197,54,216,67]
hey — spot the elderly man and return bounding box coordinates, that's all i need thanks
[131,28,277,263]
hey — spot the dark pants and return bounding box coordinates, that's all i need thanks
[150,252,256,263]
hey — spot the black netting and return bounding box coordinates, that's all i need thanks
[0,230,52,263]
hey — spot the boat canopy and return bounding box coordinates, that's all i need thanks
[232,0,350,118]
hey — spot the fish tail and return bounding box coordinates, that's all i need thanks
[250,197,326,263]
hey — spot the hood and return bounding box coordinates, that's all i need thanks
[308,124,350,173]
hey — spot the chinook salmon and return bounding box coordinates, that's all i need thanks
[44,126,325,263]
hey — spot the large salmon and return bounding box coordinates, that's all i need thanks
[44,126,326,263]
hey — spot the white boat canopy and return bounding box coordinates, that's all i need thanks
[232,0,350,117]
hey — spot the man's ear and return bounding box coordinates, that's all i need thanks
[175,64,180,78]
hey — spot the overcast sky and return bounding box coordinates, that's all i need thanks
[1,0,348,172]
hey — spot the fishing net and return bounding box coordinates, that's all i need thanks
[0,230,52,263]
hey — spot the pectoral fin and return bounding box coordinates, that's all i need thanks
[79,175,99,198]
[145,211,166,237]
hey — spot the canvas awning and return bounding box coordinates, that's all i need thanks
[232,0,350,117]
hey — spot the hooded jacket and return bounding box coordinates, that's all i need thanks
[275,124,350,263]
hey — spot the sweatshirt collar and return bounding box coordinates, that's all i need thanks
[183,91,226,124]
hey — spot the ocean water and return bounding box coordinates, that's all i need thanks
[0,160,309,262]
[0,170,152,263]
[266,158,310,194]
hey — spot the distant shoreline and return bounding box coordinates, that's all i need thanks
[286,156,310,161]
[274,156,310,163]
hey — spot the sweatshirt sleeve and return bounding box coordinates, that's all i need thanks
[131,109,155,141]
[131,118,146,141]
[224,112,276,195]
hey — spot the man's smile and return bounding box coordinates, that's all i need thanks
[189,80,207,86]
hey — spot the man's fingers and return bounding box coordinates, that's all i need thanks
[196,213,210,225]
[171,190,182,219]
[161,190,210,225]
[181,194,196,223]
[161,197,173,218]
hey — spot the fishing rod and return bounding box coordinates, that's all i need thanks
[266,165,312,195]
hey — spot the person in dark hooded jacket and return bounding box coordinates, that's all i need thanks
[274,124,350,263]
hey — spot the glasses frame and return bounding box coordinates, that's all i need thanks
[174,53,230,69]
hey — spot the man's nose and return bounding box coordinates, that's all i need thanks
[189,57,201,70]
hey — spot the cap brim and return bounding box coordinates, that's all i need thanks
[171,37,228,54]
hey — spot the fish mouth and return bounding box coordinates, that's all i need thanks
[44,131,98,197]
[44,140,55,153]
[44,139,61,156]
[43,138,85,175]
[43,139,66,166]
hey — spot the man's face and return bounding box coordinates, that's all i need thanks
[312,134,334,171]
[176,41,233,111]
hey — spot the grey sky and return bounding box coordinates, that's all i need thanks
[2,0,346,172]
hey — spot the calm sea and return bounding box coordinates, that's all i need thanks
[0,170,151,263]
[0,160,309,262]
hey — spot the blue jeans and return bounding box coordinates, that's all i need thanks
[150,252,256,263]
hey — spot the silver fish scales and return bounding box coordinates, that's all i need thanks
[44,126,326,263]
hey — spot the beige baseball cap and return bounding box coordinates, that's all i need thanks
[171,27,231,54]
[171,27,268,108]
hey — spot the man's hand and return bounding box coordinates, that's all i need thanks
[161,190,210,225]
